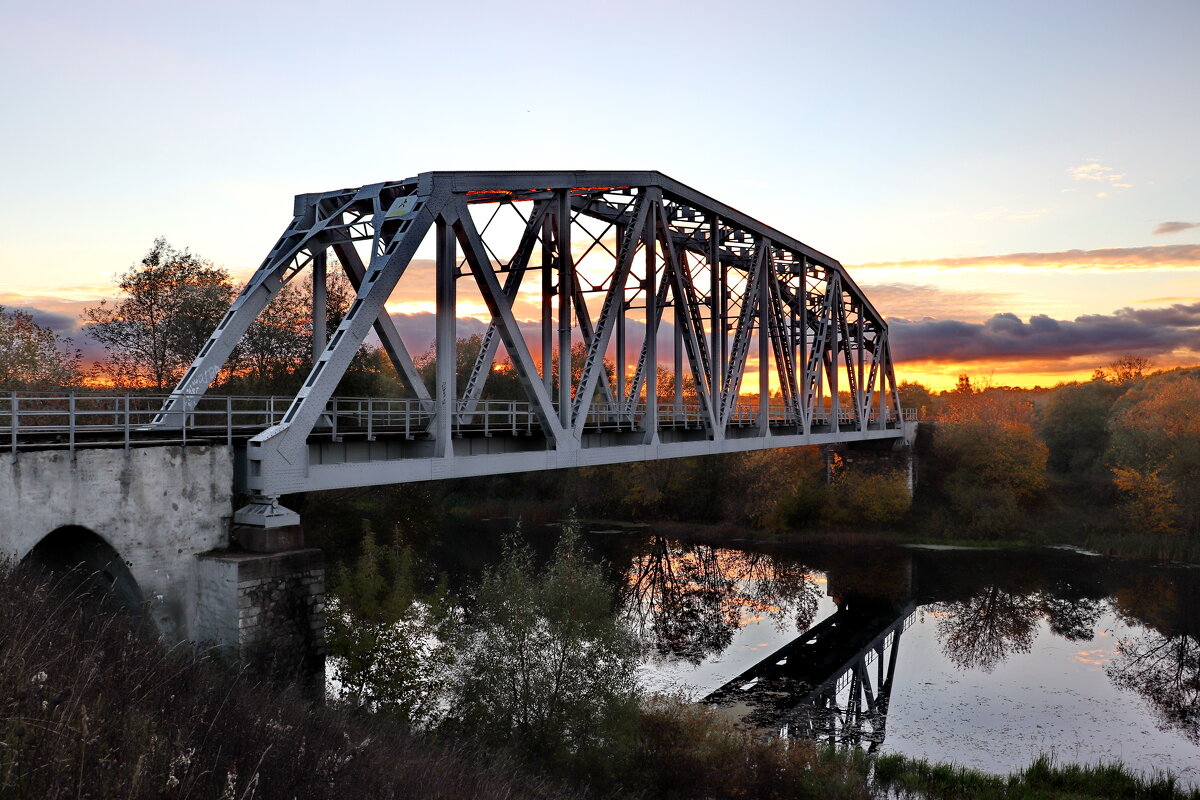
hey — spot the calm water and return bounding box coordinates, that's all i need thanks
[428,523,1200,784]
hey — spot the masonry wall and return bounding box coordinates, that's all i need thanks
[0,445,233,641]
[197,548,326,690]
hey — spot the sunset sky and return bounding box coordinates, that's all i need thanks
[3,0,1198,390]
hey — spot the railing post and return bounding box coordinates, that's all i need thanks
[9,392,16,454]
[226,394,233,446]
[367,398,374,441]
[68,392,76,453]
[123,395,130,450]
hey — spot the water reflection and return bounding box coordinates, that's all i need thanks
[603,535,1200,761]
[620,538,820,663]
[932,587,1041,672]
[1108,632,1200,743]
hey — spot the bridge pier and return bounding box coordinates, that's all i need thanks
[0,446,325,693]
[824,420,919,496]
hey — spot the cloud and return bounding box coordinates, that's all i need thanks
[889,301,1200,365]
[1154,221,1200,236]
[862,283,1016,323]
[850,244,1200,272]
[1068,159,1129,187]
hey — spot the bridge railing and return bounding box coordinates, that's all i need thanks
[2,390,908,453]
[0,392,296,452]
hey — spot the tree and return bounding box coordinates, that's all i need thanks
[444,519,641,766]
[326,525,456,727]
[897,380,936,419]
[1097,355,1152,384]
[1039,378,1125,474]
[1107,372,1200,535]
[0,306,81,388]
[236,268,358,393]
[84,238,234,389]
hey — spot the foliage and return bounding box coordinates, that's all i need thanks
[630,695,873,800]
[0,306,80,388]
[327,525,456,727]
[84,237,235,389]
[822,464,911,527]
[873,752,1198,800]
[1040,378,1126,474]
[1107,372,1200,536]
[0,561,582,800]
[898,380,938,419]
[927,418,1048,537]
[443,518,641,773]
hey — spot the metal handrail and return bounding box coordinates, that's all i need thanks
[0,390,908,453]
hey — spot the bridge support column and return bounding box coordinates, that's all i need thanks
[823,441,918,498]
[221,494,325,693]
[197,547,326,694]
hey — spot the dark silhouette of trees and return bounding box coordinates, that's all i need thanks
[932,586,1042,671]
[1107,632,1200,743]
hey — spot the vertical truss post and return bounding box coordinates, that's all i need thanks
[759,242,771,435]
[709,214,721,402]
[616,222,627,419]
[643,198,658,441]
[673,305,683,416]
[541,212,554,397]
[434,216,456,458]
[311,247,327,363]
[556,190,572,428]
[829,273,841,430]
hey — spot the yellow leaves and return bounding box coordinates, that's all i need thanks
[1111,466,1179,535]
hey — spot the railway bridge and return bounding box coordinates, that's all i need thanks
[0,171,914,679]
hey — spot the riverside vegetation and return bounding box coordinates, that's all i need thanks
[4,241,1200,797]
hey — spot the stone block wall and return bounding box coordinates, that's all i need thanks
[197,548,326,693]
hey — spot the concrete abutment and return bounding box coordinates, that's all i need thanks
[0,445,324,688]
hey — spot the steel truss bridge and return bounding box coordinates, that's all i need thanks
[7,171,911,511]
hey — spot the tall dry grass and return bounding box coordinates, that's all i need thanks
[0,561,581,800]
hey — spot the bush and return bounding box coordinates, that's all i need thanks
[0,561,581,800]
[442,519,642,778]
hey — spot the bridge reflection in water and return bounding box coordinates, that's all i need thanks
[704,597,915,750]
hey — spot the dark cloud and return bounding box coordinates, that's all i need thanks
[890,302,1200,363]
[7,305,78,335]
[852,244,1200,272]
[1154,221,1200,236]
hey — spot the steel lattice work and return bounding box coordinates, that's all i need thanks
[158,171,907,503]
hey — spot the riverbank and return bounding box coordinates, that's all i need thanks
[5,560,1198,800]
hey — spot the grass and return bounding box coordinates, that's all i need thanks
[0,560,583,800]
[873,753,1199,800]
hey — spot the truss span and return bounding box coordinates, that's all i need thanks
[156,171,908,495]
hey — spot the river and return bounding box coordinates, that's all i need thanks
[419,520,1200,785]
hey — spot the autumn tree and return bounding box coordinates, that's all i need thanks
[84,238,234,389]
[0,306,81,388]
[1107,371,1200,535]
[1039,378,1125,474]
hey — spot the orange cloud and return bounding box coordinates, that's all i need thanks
[851,244,1200,273]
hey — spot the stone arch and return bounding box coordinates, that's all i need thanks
[22,525,145,613]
